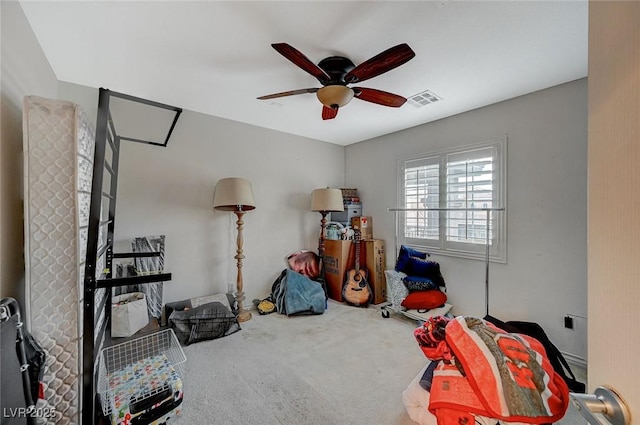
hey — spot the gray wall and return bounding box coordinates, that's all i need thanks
[59,82,345,308]
[0,1,58,304]
[346,79,588,362]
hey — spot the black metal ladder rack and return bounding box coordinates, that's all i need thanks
[81,88,181,424]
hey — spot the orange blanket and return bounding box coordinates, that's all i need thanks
[415,316,569,425]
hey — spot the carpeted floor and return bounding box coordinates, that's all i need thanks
[179,300,587,425]
[180,300,426,424]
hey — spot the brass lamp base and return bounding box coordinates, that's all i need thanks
[234,210,252,323]
[234,288,252,323]
[237,309,252,323]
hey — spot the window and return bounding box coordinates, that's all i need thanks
[398,139,506,262]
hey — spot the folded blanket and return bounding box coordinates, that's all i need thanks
[415,316,569,425]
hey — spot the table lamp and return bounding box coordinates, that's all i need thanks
[311,188,344,258]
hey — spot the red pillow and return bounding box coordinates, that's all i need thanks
[401,290,447,310]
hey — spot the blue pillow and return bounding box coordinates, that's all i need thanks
[402,275,438,292]
[395,245,428,273]
[406,257,446,288]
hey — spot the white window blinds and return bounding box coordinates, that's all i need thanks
[399,139,506,262]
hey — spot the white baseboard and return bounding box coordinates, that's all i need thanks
[561,350,587,368]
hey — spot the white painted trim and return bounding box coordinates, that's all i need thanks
[562,350,587,368]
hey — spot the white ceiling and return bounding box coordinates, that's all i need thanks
[19,1,588,146]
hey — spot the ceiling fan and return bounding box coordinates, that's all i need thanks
[257,43,416,120]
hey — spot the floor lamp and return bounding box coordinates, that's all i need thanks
[213,177,256,322]
[311,188,344,259]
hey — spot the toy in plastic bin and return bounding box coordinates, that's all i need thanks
[325,221,344,240]
[324,222,356,241]
[108,354,183,425]
[340,226,355,240]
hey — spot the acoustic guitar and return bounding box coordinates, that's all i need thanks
[342,228,373,307]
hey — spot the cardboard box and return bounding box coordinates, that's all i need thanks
[361,239,387,305]
[351,216,373,239]
[331,203,362,225]
[323,240,354,302]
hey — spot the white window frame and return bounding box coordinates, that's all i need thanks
[397,138,507,263]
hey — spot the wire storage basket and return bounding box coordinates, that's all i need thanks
[97,328,186,423]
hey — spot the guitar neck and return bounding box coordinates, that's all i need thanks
[354,229,361,272]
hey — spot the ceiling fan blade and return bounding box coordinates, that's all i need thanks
[272,43,330,84]
[257,88,319,100]
[353,87,407,107]
[344,43,415,84]
[322,106,338,120]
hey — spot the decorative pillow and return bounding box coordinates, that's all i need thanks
[384,270,409,308]
[400,289,447,310]
[395,245,428,273]
[406,257,446,288]
[402,275,438,292]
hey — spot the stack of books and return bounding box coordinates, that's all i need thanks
[340,188,360,206]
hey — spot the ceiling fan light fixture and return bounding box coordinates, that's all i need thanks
[316,85,354,108]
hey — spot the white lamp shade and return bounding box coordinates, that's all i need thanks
[213,177,256,211]
[311,188,344,212]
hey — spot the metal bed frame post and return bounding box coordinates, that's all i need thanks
[82,88,182,424]
[82,88,111,425]
[484,212,491,317]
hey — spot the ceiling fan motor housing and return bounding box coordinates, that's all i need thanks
[317,56,356,84]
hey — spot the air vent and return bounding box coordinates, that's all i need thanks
[408,90,442,108]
